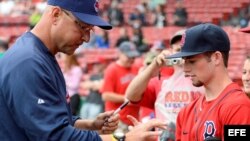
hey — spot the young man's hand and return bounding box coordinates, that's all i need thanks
[125,115,167,141]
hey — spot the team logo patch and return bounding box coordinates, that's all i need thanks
[94,0,99,12]
[180,32,186,48]
[203,121,216,139]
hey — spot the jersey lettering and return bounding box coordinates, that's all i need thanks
[165,91,202,102]
[120,74,135,84]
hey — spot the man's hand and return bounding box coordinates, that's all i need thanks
[93,111,119,134]
[125,115,167,141]
[154,50,172,67]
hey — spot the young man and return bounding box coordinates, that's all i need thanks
[166,23,250,140]
[125,29,204,140]
[0,0,165,141]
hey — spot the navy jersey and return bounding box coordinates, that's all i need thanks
[0,32,101,141]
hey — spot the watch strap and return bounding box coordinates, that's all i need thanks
[112,133,126,141]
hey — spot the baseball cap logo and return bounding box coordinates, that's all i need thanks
[180,32,186,48]
[94,0,99,12]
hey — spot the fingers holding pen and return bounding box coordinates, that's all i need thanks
[99,111,120,134]
[104,113,119,126]
[101,119,119,134]
[100,100,129,134]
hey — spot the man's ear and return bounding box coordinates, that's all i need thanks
[50,7,62,25]
[213,51,222,66]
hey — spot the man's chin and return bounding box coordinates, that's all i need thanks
[192,81,204,87]
[63,49,76,55]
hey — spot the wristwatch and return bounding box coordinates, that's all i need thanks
[113,132,126,141]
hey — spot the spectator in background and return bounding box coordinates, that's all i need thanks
[239,26,250,98]
[136,51,157,124]
[228,10,241,27]
[61,54,83,115]
[29,6,42,29]
[146,0,167,11]
[115,27,130,47]
[0,39,8,58]
[129,6,146,28]
[150,40,166,54]
[95,30,110,48]
[80,57,108,119]
[131,27,148,53]
[101,41,141,133]
[153,4,167,28]
[173,0,188,26]
[238,6,250,28]
[10,0,31,16]
[242,55,250,98]
[107,0,124,26]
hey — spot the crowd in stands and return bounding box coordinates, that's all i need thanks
[1,0,250,49]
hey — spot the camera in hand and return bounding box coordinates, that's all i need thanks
[165,58,182,66]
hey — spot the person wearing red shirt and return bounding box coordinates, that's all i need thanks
[101,41,141,133]
[166,23,250,141]
[239,26,250,99]
[241,55,250,98]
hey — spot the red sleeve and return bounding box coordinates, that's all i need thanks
[101,64,116,93]
[136,77,158,109]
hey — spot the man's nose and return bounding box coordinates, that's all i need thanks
[245,72,250,81]
[183,63,191,73]
[81,30,91,43]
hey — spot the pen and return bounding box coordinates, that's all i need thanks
[158,70,161,80]
[104,100,130,123]
[113,100,130,115]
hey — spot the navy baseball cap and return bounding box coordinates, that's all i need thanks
[167,23,230,59]
[119,41,140,58]
[47,0,112,30]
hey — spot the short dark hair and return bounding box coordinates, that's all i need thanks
[203,51,229,67]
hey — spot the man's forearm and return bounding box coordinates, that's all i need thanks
[126,61,159,102]
[102,92,125,103]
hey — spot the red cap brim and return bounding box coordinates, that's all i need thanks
[239,26,250,33]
